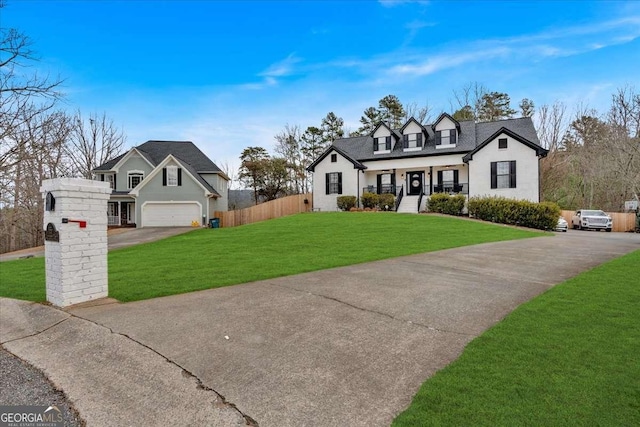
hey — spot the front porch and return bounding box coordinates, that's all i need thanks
[108,199,136,227]
[360,165,469,212]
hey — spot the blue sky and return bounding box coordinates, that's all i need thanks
[4,0,640,175]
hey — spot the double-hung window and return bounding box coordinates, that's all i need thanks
[403,133,423,150]
[436,129,457,147]
[374,136,391,152]
[326,172,342,194]
[491,161,516,189]
[166,166,178,186]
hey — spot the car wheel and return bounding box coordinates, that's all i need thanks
[572,223,578,230]
[563,229,567,232]
[606,228,612,232]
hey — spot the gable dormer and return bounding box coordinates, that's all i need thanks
[432,113,461,149]
[371,122,397,154]
[400,117,427,152]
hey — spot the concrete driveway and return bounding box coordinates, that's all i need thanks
[2,230,639,426]
[0,227,195,262]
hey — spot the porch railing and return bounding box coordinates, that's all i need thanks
[395,186,404,211]
[433,182,469,195]
[362,184,397,195]
[418,186,425,212]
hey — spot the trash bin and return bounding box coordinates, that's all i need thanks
[210,218,220,229]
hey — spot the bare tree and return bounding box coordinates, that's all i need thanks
[274,124,305,194]
[66,111,126,178]
[536,102,568,151]
[0,3,64,173]
[404,101,433,124]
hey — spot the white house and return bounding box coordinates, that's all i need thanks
[307,114,548,212]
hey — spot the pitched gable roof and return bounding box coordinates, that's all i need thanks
[463,124,548,162]
[94,141,225,174]
[432,113,461,131]
[306,144,367,172]
[400,117,427,134]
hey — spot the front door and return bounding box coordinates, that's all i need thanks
[407,171,424,195]
[120,202,129,225]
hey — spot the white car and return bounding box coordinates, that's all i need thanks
[556,217,568,232]
[572,209,613,232]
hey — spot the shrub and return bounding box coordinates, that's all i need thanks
[427,193,466,216]
[360,192,379,209]
[378,193,396,211]
[468,196,560,230]
[337,195,357,211]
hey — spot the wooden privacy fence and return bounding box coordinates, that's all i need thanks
[560,210,637,232]
[214,193,313,228]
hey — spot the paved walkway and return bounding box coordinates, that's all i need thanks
[1,231,638,426]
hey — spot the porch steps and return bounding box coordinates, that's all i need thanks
[396,195,424,213]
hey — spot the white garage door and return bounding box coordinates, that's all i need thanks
[142,202,201,227]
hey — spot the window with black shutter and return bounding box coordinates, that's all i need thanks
[326,172,342,194]
[491,161,516,189]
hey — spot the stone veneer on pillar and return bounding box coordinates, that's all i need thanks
[40,178,112,307]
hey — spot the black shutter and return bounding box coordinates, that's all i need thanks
[509,161,517,188]
[100,174,105,181]
[325,174,330,194]
[437,170,443,184]
[453,170,459,185]
[436,131,442,145]
[113,173,116,190]
[377,174,382,194]
[373,137,377,151]
[177,168,182,186]
[338,172,342,194]
[450,129,457,145]
[385,136,391,150]
[403,134,408,148]
[490,162,497,189]
[417,133,422,147]
[162,168,167,186]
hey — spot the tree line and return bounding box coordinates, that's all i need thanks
[1,5,126,253]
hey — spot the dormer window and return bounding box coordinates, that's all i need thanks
[436,129,457,148]
[374,136,391,153]
[403,133,423,151]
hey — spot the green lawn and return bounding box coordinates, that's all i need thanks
[393,249,640,427]
[0,212,541,302]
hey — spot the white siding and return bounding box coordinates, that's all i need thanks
[402,121,423,135]
[312,151,360,211]
[434,116,456,132]
[467,133,540,202]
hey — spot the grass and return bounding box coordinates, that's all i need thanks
[393,249,640,427]
[0,212,541,302]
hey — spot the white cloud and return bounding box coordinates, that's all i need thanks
[378,0,429,8]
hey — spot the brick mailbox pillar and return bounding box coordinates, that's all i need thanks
[41,178,112,307]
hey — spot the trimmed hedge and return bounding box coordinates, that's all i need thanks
[468,196,560,230]
[428,193,466,215]
[360,192,379,209]
[378,193,396,211]
[337,196,357,211]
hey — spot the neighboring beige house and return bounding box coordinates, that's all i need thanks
[307,114,548,212]
[93,140,229,227]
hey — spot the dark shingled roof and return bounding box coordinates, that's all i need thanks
[93,140,225,196]
[327,117,541,163]
[94,141,223,173]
